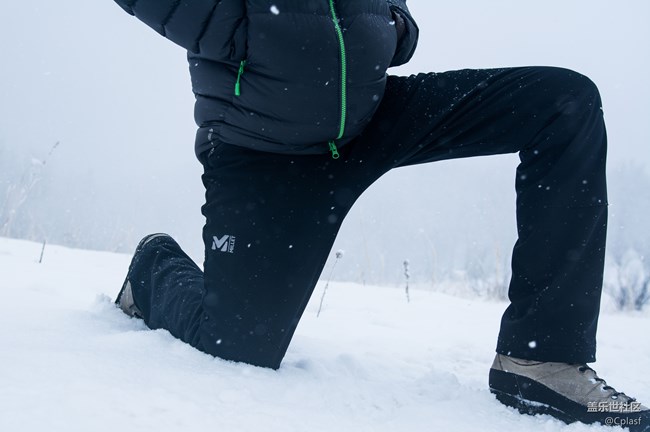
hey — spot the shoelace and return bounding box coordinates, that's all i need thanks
[577,364,635,401]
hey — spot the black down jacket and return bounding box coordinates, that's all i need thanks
[113,0,419,157]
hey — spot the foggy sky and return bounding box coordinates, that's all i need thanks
[1,0,649,285]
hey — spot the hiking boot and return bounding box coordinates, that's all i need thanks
[489,354,649,431]
[115,233,171,318]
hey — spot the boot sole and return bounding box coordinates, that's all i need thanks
[490,382,575,424]
[490,368,649,430]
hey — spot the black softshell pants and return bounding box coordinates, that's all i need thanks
[128,67,607,369]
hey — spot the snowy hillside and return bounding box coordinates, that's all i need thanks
[1,237,648,432]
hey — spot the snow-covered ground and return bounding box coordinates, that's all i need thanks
[1,237,648,432]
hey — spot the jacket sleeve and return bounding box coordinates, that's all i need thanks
[386,0,419,67]
[113,0,221,54]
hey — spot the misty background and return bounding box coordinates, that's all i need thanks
[1,1,649,302]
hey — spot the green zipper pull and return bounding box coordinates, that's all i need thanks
[235,60,246,96]
[328,141,340,159]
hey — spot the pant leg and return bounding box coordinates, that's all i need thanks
[352,66,607,363]
[128,143,392,369]
[198,144,387,369]
[127,235,205,346]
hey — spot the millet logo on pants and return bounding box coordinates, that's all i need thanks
[212,235,236,253]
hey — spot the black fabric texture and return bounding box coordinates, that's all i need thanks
[126,66,608,369]
[386,0,419,66]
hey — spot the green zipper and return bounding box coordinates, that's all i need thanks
[328,0,347,159]
[235,60,246,96]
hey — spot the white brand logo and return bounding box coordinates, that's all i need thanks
[212,235,236,253]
